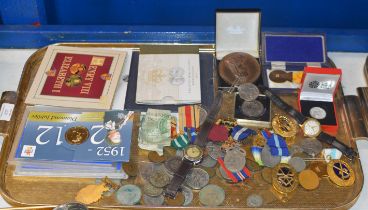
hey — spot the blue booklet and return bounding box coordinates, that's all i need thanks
[15,110,133,163]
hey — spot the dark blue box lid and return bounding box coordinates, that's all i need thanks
[262,33,327,64]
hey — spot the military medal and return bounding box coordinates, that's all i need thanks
[272,163,298,194]
[327,159,355,187]
[65,126,89,145]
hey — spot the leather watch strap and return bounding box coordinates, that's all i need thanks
[259,85,307,124]
[164,158,193,198]
[194,91,224,147]
[317,132,357,160]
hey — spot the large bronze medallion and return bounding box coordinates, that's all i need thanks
[65,126,89,145]
[219,52,261,85]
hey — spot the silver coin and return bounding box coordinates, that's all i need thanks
[200,155,218,168]
[261,145,281,168]
[288,156,306,172]
[164,156,182,175]
[149,169,170,188]
[182,186,193,206]
[53,203,88,210]
[309,106,327,120]
[300,138,323,157]
[246,194,263,207]
[199,184,225,206]
[238,83,259,101]
[224,149,246,172]
[139,162,162,181]
[241,100,265,118]
[289,144,304,156]
[206,142,225,160]
[143,183,163,197]
[116,184,141,205]
[142,194,164,206]
[218,166,232,182]
[185,168,209,189]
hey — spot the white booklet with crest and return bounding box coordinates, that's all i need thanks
[136,54,201,105]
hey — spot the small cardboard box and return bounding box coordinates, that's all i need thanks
[298,67,342,135]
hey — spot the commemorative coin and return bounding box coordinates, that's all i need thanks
[184,168,209,190]
[199,184,225,206]
[116,184,141,205]
[143,183,163,197]
[238,83,259,101]
[149,169,170,188]
[65,126,89,145]
[241,100,265,118]
[182,186,193,206]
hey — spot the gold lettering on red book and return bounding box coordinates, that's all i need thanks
[52,56,73,93]
[80,65,97,94]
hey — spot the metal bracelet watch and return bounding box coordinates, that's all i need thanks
[258,85,357,160]
[164,91,224,199]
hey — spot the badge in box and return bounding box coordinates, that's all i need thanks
[298,67,342,135]
[261,33,328,93]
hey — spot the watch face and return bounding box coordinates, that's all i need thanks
[303,118,322,137]
[309,107,327,120]
[184,145,203,162]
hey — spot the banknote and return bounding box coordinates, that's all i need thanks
[138,109,171,155]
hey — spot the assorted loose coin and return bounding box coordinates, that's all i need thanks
[299,169,320,190]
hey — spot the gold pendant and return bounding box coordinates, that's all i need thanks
[327,159,355,187]
[272,163,298,194]
[271,115,298,138]
[75,183,109,204]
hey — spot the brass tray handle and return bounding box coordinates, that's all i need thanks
[357,87,368,140]
[0,91,17,137]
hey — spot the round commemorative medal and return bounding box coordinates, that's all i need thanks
[65,126,89,145]
[184,168,209,190]
[224,148,246,172]
[199,184,225,206]
[272,163,298,194]
[238,83,259,101]
[116,184,141,205]
[327,159,355,187]
[261,145,281,168]
[241,100,265,118]
[142,194,164,206]
[219,52,261,85]
[309,106,327,120]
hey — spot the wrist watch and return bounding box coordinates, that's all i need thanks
[164,91,224,199]
[259,85,357,160]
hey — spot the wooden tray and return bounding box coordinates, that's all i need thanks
[0,43,363,209]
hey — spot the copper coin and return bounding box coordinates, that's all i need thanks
[163,146,177,159]
[148,151,166,163]
[65,126,89,145]
[219,52,261,85]
[298,169,320,190]
[165,192,185,206]
[122,162,138,177]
